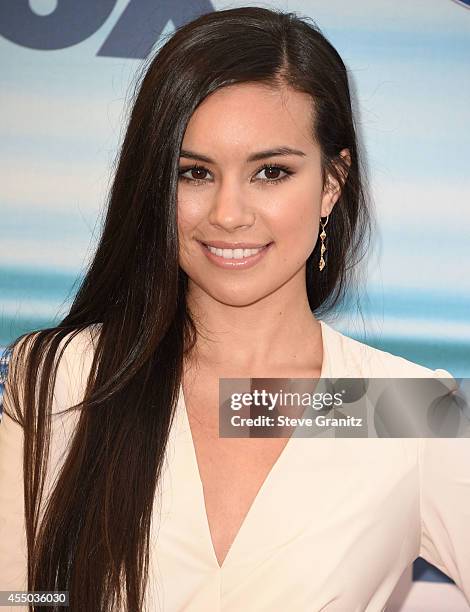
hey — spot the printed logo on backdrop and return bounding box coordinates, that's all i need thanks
[2,1,467,58]
[0,0,215,58]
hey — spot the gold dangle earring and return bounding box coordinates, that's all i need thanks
[318,215,329,271]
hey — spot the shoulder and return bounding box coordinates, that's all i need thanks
[57,324,101,365]
[321,320,454,380]
[53,324,102,413]
[0,324,101,422]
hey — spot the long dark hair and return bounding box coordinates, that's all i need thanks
[3,6,372,611]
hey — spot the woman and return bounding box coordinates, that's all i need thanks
[1,6,469,612]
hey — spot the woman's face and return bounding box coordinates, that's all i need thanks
[177,82,347,307]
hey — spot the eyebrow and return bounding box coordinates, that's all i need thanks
[179,146,306,163]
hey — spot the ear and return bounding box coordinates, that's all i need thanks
[320,148,351,217]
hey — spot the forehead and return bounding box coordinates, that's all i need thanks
[181,82,317,158]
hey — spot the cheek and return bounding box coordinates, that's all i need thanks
[177,196,203,234]
[269,193,318,241]
[265,189,320,269]
[177,201,195,262]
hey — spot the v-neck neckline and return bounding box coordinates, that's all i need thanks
[177,319,332,570]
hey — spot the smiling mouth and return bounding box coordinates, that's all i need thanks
[201,243,272,260]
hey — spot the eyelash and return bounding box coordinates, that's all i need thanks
[178,163,294,186]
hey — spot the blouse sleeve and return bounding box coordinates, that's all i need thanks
[0,329,96,598]
[418,367,470,605]
[0,343,29,594]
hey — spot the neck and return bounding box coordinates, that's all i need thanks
[185,268,323,377]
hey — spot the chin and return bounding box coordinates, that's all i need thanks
[204,284,273,307]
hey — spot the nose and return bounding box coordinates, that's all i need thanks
[208,177,255,231]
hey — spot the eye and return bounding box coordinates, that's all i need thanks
[177,162,294,185]
[178,164,211,184]
[254,164,294,184]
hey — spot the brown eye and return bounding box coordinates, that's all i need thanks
[262,166,282,180]
[190,167,208,180]
[178,165,211,183]
[255,164,293,184]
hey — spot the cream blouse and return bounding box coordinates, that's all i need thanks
[1,320,469,612]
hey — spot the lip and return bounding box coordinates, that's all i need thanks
[199,240,271,249]
[199,240,273,269]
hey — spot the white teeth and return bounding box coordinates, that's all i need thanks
[207,245,264,259]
